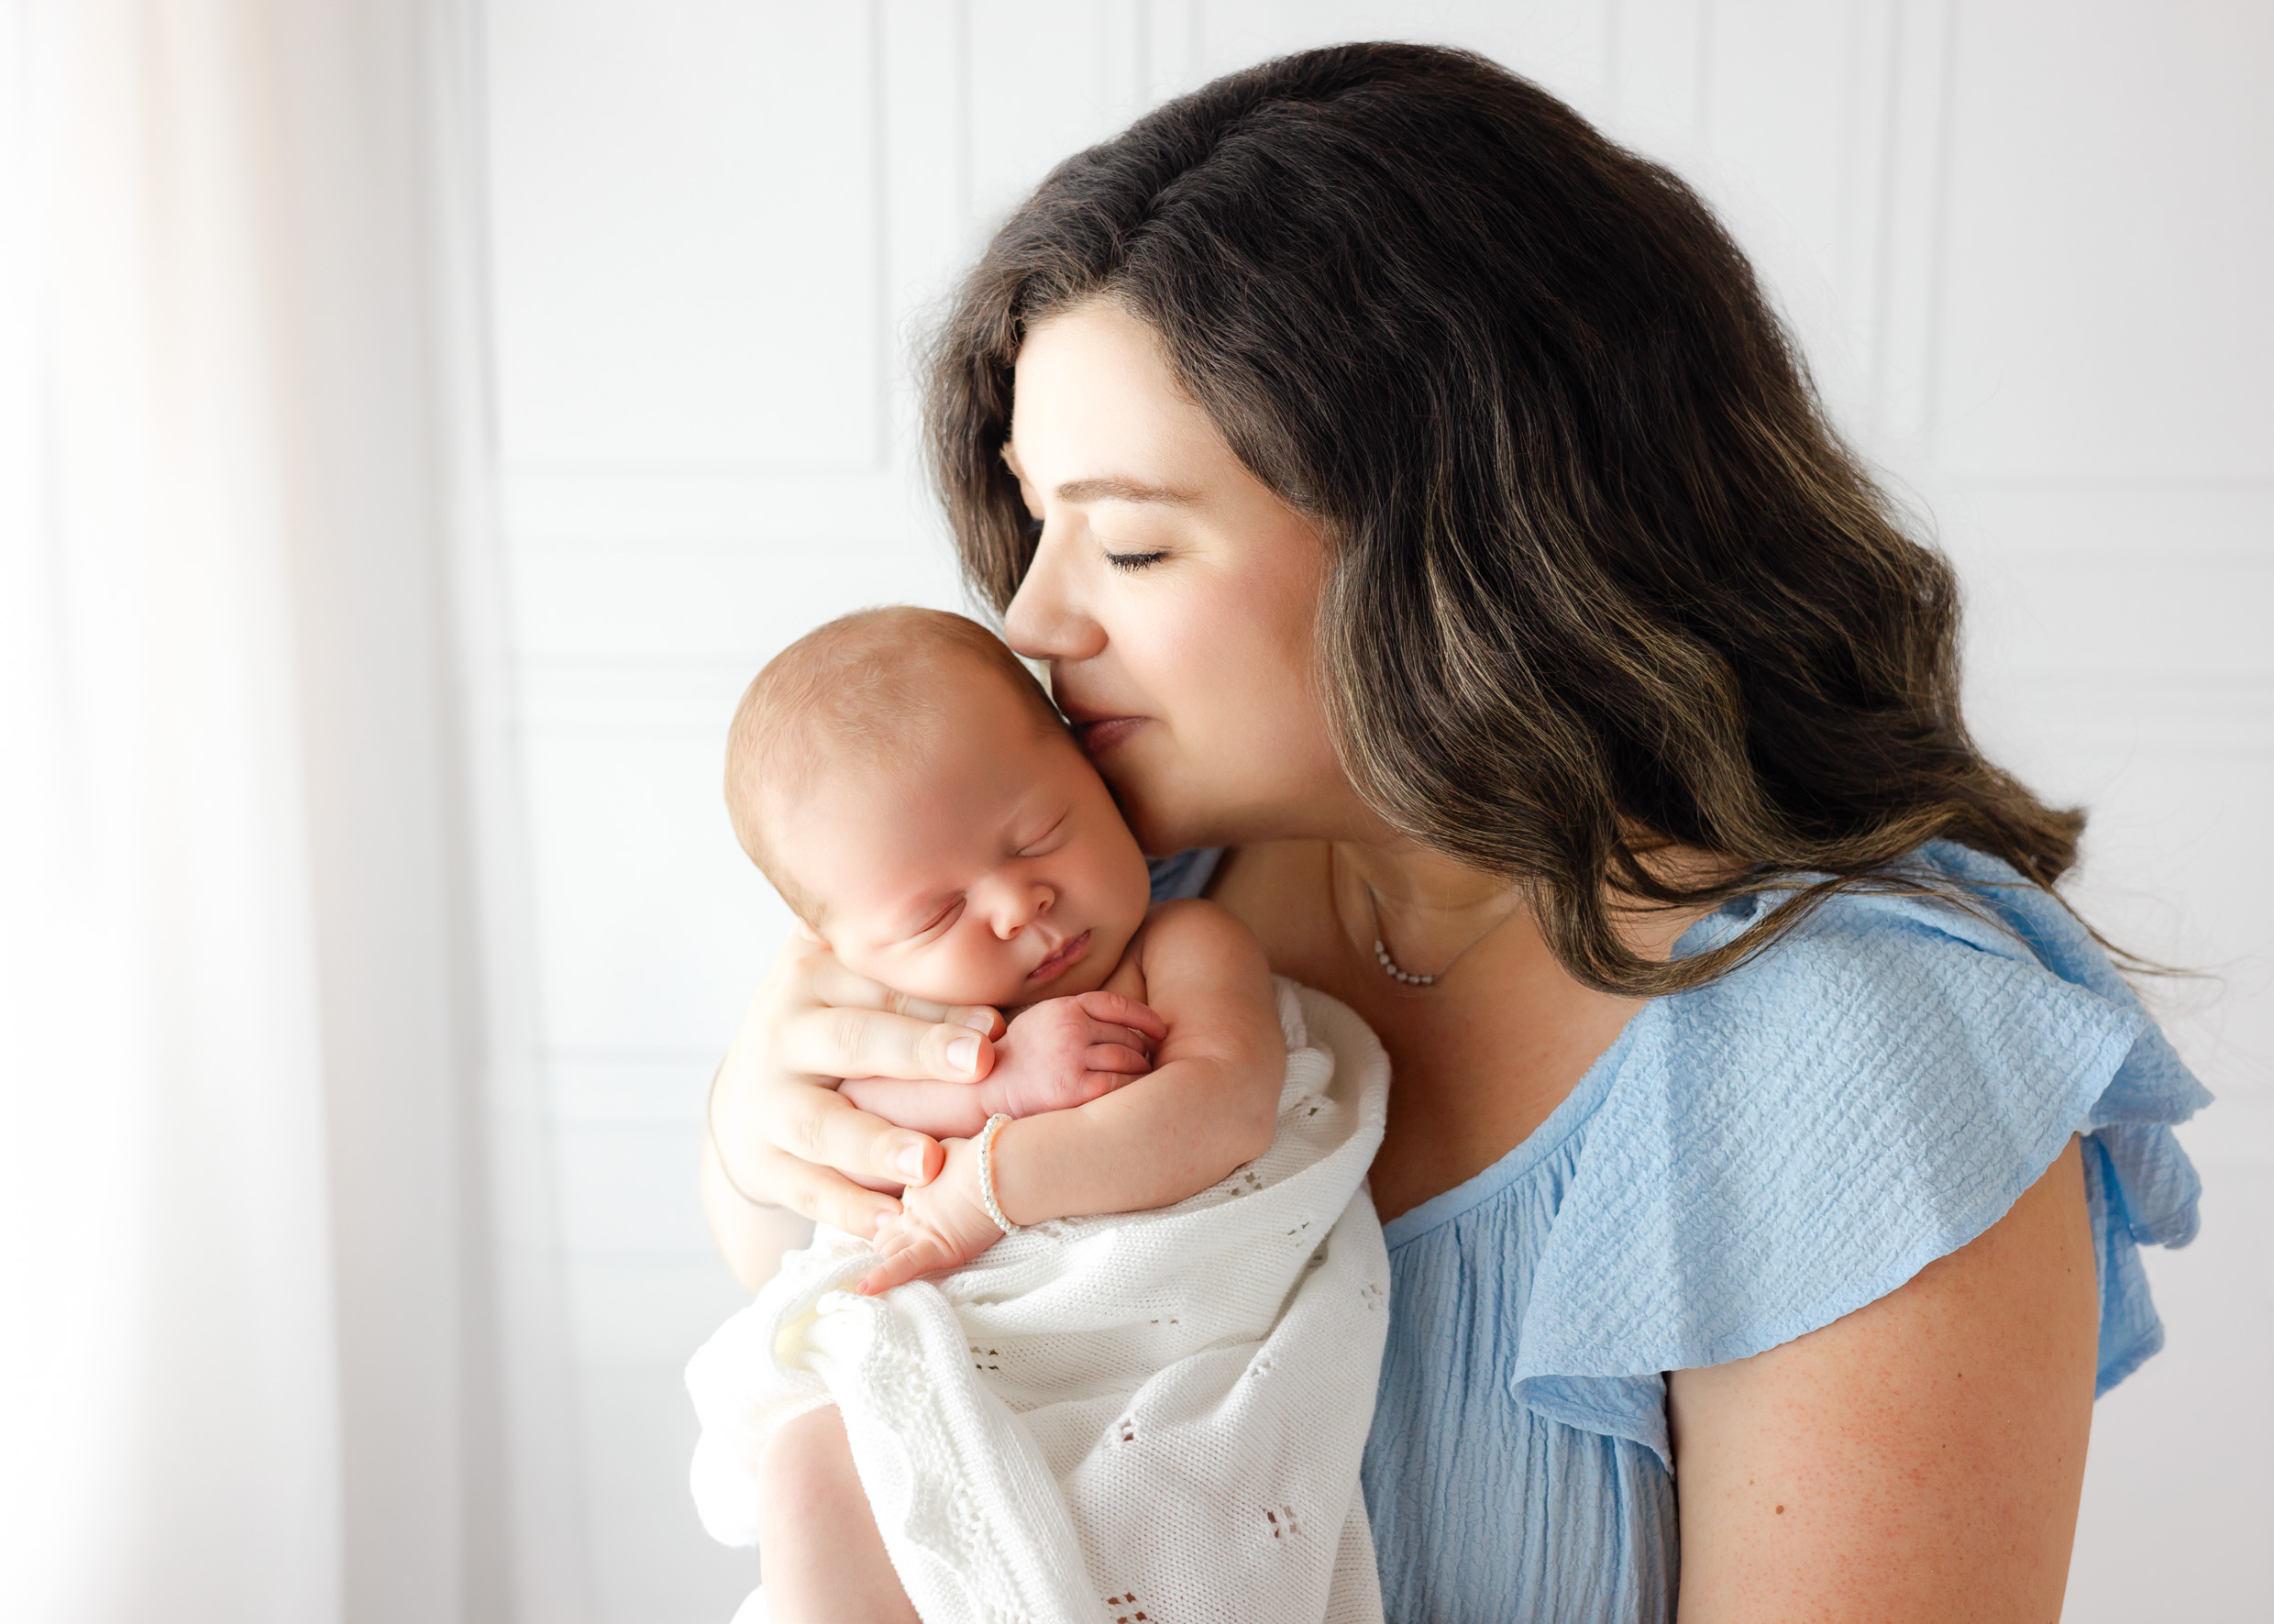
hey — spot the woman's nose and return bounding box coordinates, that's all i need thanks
[1002,526,1104,664]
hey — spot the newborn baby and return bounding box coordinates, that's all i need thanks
[734,609,1286,1306]
[691,607,1391,1624]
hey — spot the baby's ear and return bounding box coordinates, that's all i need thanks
[796,920,824,945]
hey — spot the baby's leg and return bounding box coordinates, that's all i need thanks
[756,1405,918,1624]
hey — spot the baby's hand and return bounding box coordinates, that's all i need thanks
[981,990,1166,1119]
[856,1136,1006,1295]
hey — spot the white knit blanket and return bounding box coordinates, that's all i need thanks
[686,978,1392,1624]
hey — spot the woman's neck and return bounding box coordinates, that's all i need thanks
[1325,835,1707,980]
[1328,840,1529,982]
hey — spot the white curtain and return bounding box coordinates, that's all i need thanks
[0,3,587,1619]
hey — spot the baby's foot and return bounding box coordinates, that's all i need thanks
[982,990,1166,1118]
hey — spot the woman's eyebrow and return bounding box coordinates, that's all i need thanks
[1054,475,1198,505]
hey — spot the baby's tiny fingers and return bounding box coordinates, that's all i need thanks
[858,1236,949,1296]
[856,1258,912,1296]
[1069,990,1168,1043]
[1084,1043,1154,1076]
[1077,1014,1153,1055]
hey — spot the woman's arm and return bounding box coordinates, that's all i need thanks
[1669,1138,2097,1623]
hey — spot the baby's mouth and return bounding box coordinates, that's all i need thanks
[1026,929,1092,984]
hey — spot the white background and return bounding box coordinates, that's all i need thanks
[478,3,2273,1618]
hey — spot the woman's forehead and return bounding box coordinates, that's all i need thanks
[1008,306,1224,481]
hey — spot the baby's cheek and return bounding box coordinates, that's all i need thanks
[828,941,955,1005]
[822,940,899,991]
[905,943,1033,1011]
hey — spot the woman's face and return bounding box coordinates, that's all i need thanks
[1001,301,1366,856]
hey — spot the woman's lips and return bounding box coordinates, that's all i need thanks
[1027,929,1092,983]
[1071,716,1146,757]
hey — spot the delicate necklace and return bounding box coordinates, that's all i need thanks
[1358,873,1524,989]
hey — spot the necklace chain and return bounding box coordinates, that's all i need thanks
[1357,869,1522,989]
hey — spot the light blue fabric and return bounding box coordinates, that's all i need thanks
[1146,841,2209,1624]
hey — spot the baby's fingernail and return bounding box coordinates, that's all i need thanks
[895,1141,929,1181]
[956,1009,996,1033]
[947,1035,980,1075]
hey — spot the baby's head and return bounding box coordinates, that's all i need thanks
[726,608,1153,1008]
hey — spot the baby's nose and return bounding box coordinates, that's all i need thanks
[989,881,1054,938]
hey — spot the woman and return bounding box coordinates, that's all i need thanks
[702,43,2205,1622]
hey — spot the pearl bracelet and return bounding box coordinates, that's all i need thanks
[976,1112,1020,1236]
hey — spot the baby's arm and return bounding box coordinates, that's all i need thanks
[860,900,1281,1293]
[989,900,1281,1218]
[837,989,1166,1139]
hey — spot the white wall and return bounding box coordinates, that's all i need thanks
[480,3,2273,1618]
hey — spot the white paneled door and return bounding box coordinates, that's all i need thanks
[480,4,2271,1618]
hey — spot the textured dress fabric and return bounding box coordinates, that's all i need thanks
[688,979,1394,1624]
[1148,842,2210,1624]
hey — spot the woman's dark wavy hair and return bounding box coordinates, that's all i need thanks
[926,40,2093,996]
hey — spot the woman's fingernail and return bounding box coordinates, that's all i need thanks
[947,1035,980,1075]
[957,1009,996,1033]
[895,1142,929,1181]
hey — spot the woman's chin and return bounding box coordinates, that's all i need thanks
[1095,766,1198,857]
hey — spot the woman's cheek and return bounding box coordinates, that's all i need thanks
[1144,591,1261,743]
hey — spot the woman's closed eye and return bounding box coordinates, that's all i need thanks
[1103,547,1168,571]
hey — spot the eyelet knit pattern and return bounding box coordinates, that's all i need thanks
[688,979,1394,1624]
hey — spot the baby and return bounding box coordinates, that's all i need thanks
[693,607,1391,1624]
[725,606,1286,1302]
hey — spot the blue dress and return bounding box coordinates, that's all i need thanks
[1149,841,2208,1622]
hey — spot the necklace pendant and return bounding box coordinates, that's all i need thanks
[1374,939,1436,987]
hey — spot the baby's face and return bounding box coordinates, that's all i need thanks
[771,669,1153,1009]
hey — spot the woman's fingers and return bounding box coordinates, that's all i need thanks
[731,1136,902,1239]
[777,1002,999,1086]
[1083,1043,1154,1077]
[770,1086,946,1188]
[703,928,1004,1287]
[810,956,1004,1039]
[1068,989,1168,1043]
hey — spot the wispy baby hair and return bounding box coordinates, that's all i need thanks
[724,606,1065,918]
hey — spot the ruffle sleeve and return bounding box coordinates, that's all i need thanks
[1509,843,2211,1469]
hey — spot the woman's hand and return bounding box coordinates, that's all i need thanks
[702,929,1006,1285]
